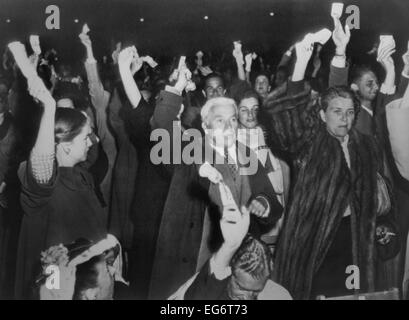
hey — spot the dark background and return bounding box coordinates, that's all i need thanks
[0,0,408,64]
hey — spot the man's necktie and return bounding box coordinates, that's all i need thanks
[224,147,238,177]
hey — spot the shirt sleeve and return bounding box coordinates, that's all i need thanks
[19,160,58,212]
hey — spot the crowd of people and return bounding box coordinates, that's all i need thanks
[1,9,409,300]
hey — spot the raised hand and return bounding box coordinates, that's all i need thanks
[332,17,351,55]
[245,53,256,73]
[111,42,122,65]
[174,66,192,93]
[377,45,395,72]
[118,46,137,70]
[79,33,92,48]
[232,41,244,65]
[130,56,144,75]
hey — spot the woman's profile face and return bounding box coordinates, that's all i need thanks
[61,122,93,164]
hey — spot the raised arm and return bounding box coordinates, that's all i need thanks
[261,34,319,155]
[79,26,110,110]
[28,77,56,184]
[277,45,294,69]
[328,17,351,87]
[118,46,143,108]
[185,205,250,300]
[151,66,191,131]
[233,42,246,81]
[377,40,396,96]
[244,53,256,83]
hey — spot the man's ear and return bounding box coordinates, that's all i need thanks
[319,109,327,123]
[351,83,359,92]
[82,288,99,300]
[202,122,209,134]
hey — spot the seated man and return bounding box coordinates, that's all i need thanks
[170,202,291,300]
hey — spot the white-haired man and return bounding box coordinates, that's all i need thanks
[148,67,283,299]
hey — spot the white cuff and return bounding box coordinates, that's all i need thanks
[402,71,409,79]
[165,85,182,96]
[380,83,396,95]
[331,56,346,69]
[209,256,232,280]
[85,58,97,64]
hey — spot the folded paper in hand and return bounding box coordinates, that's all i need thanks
[233,41,242,51]
[331,3,344,19]
[178,56,186,70]
[378,35,396,60]
[379,35,395,49]
[82,23,90,35]
[29,35,41,55]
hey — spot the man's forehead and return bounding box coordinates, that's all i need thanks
[206,77,224,88]
[239,98,259,109]
[212,103,236,116]
[328,97,354,109]
[360,72,378,83]
[256,75,268,83]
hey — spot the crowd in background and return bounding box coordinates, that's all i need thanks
[1,9,409,300]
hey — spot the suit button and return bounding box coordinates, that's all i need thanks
[182,257,188,263]
[189,222,194,229]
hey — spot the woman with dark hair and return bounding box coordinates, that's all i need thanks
[236,90,290,251]
[15,76,107,299]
